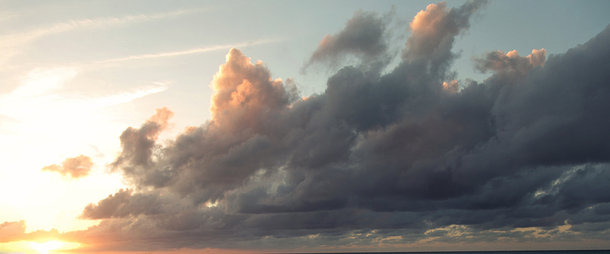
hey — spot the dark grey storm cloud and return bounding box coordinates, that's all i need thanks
[65,0,610,251]
[302,9,394,73]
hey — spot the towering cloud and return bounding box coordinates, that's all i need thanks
[68,1,610,252]
[403,0,487,75]
[41,155,94,179]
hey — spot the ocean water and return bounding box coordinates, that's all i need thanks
[298,251,610,254]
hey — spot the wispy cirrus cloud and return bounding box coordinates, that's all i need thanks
[0,67,167,135]
[0,9,202,64]
[84,83,168,108]
[1,9,198,46]
[92,37,285,64]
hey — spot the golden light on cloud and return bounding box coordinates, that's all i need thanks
[442,79,459,93]
[410,3,445,34]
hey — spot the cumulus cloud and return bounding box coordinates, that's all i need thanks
[442,79,459,93]
[41,155,93,179]
[80,188,169,220]
[403,0,488,74]
[0,220,59,243]
[302,10,394,73]
[69,1,610,252]
[473,48,546,78]
[0,221,26,243]
[110,107,173,184]
[0,10,201,64]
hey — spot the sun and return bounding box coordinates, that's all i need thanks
[30,240,63,254]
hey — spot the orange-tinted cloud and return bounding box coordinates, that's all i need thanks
[404,0,488,63]
[41,155,93,179]
[0,220,26,243]
[527,48,547,67]
[0,220,60,243]
[473,48,546,77]
[442,79,459,93]
[148,106,174,132]
[407,2,449,57]
[210,48,298,134]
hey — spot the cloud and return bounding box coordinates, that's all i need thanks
[0,221,26,243]
[403,0,488,75]
[110,107,174,185]
[0,67,166,123]
[473,48,546,77]
[0,9,195,48]
[302,10,393,73]
[93,38,284,64]
[66,1,610,252]
[442,79,459,93]
[0,9,200,64]
[0,66,167,160]
[41,155,94,179]
[6,67,78,99]
[80,189,160,219]
[0,220,59,243]
[84,84,168,108]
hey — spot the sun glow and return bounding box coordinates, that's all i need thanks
[29,240,81,254]
[0,66,132,233]
[30,240,63,254]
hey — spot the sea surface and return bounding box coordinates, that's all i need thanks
[295,251,610,254]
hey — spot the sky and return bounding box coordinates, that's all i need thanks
[1,0,610,253]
